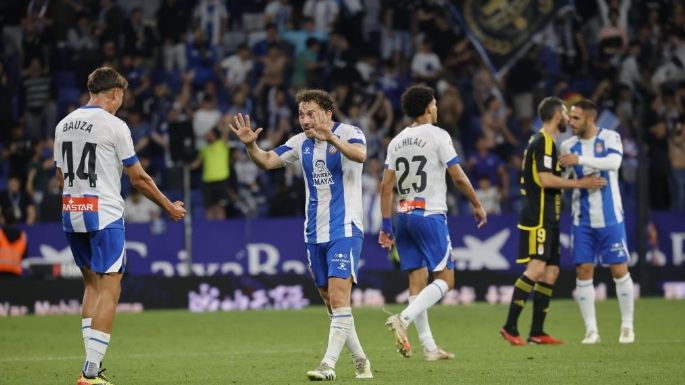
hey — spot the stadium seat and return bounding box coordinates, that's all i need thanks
[55,71,77,88]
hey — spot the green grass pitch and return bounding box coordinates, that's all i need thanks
[1,298,684,384]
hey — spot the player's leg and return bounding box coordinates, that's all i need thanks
[80,228,125,384]
[572,224,600,343]
[602,223,634,343]
[528,263,561,344]
[501,229,546,345]
[610,262,635,343]
[81,268,97,355]
[308,238,370,380]
[576,263,600,343]
[406,268,440,355]
[388,214,452,357]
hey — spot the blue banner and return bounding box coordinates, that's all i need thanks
[447,0,570,76]
[21,212,685,278]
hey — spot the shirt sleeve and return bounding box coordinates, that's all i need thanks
[114,120,138,166]
[438,131,460,167]
[53,135,62,169]
[384,139,395,170]
[343,125,366,146]
[535,135,553,173]
[274,134,302,165]
[604,130,623,156]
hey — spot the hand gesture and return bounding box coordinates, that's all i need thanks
[229,113,263,146]
[167,201,186,221]
[312,110,334,142]
[473,205,488,228]
[578,175,607,189]
[378,231,394,250]
[559,154,579,167]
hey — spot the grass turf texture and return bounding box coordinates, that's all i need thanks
[1,298,683,384]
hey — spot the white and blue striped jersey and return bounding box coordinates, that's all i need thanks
[384,124,460,215]
[560,128,624,228]
[274,122,365,244]
[54,106,138,233]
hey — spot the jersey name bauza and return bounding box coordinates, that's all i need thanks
[54,106,138,232]
[384,124,460,215]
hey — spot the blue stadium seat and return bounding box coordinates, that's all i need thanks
[55,71,77,88]
[57,87,81,107]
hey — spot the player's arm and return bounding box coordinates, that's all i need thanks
[56,167,64,191]
[379,168,396,250]
[326,136,366,163]
[447,164,487,228]
[229,113,285,170]
[126,162,185,221]
[538,171,606,189]
[559,132,623,171]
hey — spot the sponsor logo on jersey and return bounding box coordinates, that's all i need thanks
[313,159,334,186]
[62,196,99,212]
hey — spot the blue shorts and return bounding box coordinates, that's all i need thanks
[396,212,454,272]
[306,236,362,288]
[65,227,126,274]
[571,223,629,265]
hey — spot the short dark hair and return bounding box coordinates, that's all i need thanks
[537,96,565,122]
[296,89,335,112]
[401,85,434,118]
[87,67,128,94]
[572,99,598,117]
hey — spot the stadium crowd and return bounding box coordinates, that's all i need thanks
[1,0,685,229]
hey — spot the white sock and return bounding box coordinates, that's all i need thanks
[614,273,634,329]
[409,295,438,352]
[322,307,353,368]
[400,279,448,327]
[83,329,110,378]
[345,317,367,361]
[575,279,597,333]
[81,318,92,355]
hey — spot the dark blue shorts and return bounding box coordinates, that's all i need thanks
[65,227,126,274]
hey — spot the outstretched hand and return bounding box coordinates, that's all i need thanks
[312,110,334,142]
[228,113,263,146]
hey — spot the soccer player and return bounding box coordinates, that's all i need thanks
[559,99,635,344]
[499,97,606,346]
[229,89,372,381]
[55,67,186,385]
[379,85,487,359]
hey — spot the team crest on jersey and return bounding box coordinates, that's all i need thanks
[313,159,334,186]
[328,145,337,154]
[594,141,605,155]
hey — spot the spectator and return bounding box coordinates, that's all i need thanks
[291,37,324,89]
[124,188,162,223]
[191,127,230,220]
[410,38,442,84]
[38,176,62,222]
[263,0,292,32]
[0,210,27,277]
[670,117,685,210]
[281,17,327,56]
[193,94,222,149]
[157,0,191,72]
[303,0,339,33]
[474,177,501,215]
[465,135,509,201]
[219,43,254,90]
[193,0,229,46]
[123,7,157,58]
[0,176,36,225]
[21,58,57,140]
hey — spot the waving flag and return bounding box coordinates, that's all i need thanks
[446,0,571,77]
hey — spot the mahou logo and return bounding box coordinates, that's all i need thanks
[62,196,99,212]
